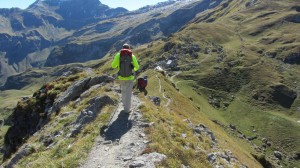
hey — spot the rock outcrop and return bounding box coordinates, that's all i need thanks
[50,75,114,113]
[3,75,114,160]
[69,95,114,137]
[5,145,34,168]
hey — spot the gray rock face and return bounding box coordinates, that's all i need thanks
[70,95,114,137]
[5,145,34,168]
[41,0,127,29]
[51,77,91,113]
[51,75,114,113]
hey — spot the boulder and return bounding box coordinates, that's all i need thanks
[207,131,216,142]
[274,151,283,160]
[247,136,258,141]
[149,96,161,106]
[229,124,236,130]
[262,138,267,143]
[130,152,167,168]
[207,153,218,163]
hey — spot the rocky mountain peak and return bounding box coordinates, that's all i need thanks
[29,0,128,21]
[39,0,103,6]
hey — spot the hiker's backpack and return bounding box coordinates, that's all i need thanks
[119,49,133,77]
[137,77,148,90]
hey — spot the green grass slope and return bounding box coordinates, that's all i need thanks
[133,0,300,167]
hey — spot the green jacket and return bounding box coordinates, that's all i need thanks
[111,52,139,80]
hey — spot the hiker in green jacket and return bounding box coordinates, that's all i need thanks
[111,44,139,113]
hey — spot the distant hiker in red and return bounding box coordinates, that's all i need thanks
[111,44,139,113]
[137,76,148,95]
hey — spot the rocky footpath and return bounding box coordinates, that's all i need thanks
[80,85,166,168]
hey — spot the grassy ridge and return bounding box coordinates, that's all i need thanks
[132,1,300,166]
[137,70,261,167]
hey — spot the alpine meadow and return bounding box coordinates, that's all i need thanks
[0,0,299,167]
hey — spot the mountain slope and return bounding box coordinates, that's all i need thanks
[0,0,225,86]
[0,0,127,85]
[0,0,299,167]
[131,0,300,167]
[43,0,225,67]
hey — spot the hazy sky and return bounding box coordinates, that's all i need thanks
[0,0,167,11]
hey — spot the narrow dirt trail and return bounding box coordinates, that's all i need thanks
[79,85,147,168]
[170,71,181,85]
[156,75,171,108]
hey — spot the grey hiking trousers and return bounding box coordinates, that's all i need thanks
[120,80,134,112]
